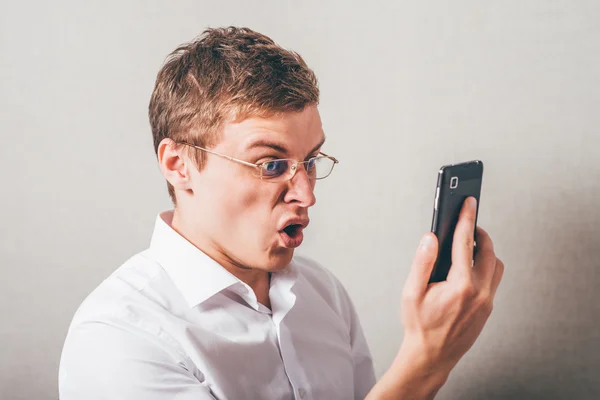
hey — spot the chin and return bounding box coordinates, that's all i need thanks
[266,248,295,271]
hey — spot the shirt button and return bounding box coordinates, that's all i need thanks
[298,388,306,398]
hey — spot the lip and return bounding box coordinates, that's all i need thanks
[278,217,309,249]
[279,230,304,248]
[278,217,310,232]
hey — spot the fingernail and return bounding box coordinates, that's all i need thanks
[420,234,434,250]
[468,197,477,210]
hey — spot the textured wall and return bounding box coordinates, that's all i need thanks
[1,1,599,398]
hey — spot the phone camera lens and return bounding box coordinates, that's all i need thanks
[450,177,459,189]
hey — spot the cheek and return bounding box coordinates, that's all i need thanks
[210,177,282,236]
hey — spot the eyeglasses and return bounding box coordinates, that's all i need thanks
[176,141,339,183]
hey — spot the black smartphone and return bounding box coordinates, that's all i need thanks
[429,160,484,283]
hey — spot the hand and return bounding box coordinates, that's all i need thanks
[401,196,504,374]
[366,197,504,400]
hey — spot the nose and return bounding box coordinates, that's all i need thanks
[283,165,317,207]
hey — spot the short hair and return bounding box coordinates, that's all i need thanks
[148,27,320,204]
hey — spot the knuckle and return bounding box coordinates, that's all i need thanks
[487,301,494,315]
[462,234,475,249]
[477,230,493,251]
[476,249,496,266]
[496,258,505,272]
[456,281,476,299]
[474,288,494,314]
[480,297,494,316]
[477,227,489,240]
[487,251,498,266]
[466,211,476,223]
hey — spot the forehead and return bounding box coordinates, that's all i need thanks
[219,106,325,155]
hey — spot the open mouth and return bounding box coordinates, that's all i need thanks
[279,223,305,248]
[283,224,302,237]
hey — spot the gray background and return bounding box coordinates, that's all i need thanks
[1,0,599,399]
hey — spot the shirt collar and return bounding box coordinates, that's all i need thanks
[149,210,243,308]
[148,210,299,310]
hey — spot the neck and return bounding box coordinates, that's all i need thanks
[170,208,272,309]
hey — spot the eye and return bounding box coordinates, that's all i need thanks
[261,159,289,177]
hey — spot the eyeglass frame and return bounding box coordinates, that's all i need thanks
[175,141,339,182]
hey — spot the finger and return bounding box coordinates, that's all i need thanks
[449,197,477,279]
[472,227,496,283]
[490,258,505,297]
[404,233,439,298]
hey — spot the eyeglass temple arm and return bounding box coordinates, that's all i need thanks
[181,141,337,167]
[319,151,339,163]
[182,141,259,168]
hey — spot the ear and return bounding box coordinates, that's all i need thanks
[157,138,193,192]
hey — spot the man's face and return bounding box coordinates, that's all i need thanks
[182,105,325,271]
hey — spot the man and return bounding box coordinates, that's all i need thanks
[59,27,503,399]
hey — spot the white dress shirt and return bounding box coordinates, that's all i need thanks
[59,211,376,400]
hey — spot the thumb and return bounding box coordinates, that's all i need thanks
[404,233,439,297]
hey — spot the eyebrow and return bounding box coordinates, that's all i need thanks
[245,137,327,157]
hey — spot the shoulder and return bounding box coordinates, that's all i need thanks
[59,250,202,398]
[65,250,188,357]
[73,251,163,319]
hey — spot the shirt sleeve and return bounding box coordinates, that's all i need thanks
[59,319,215,400]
